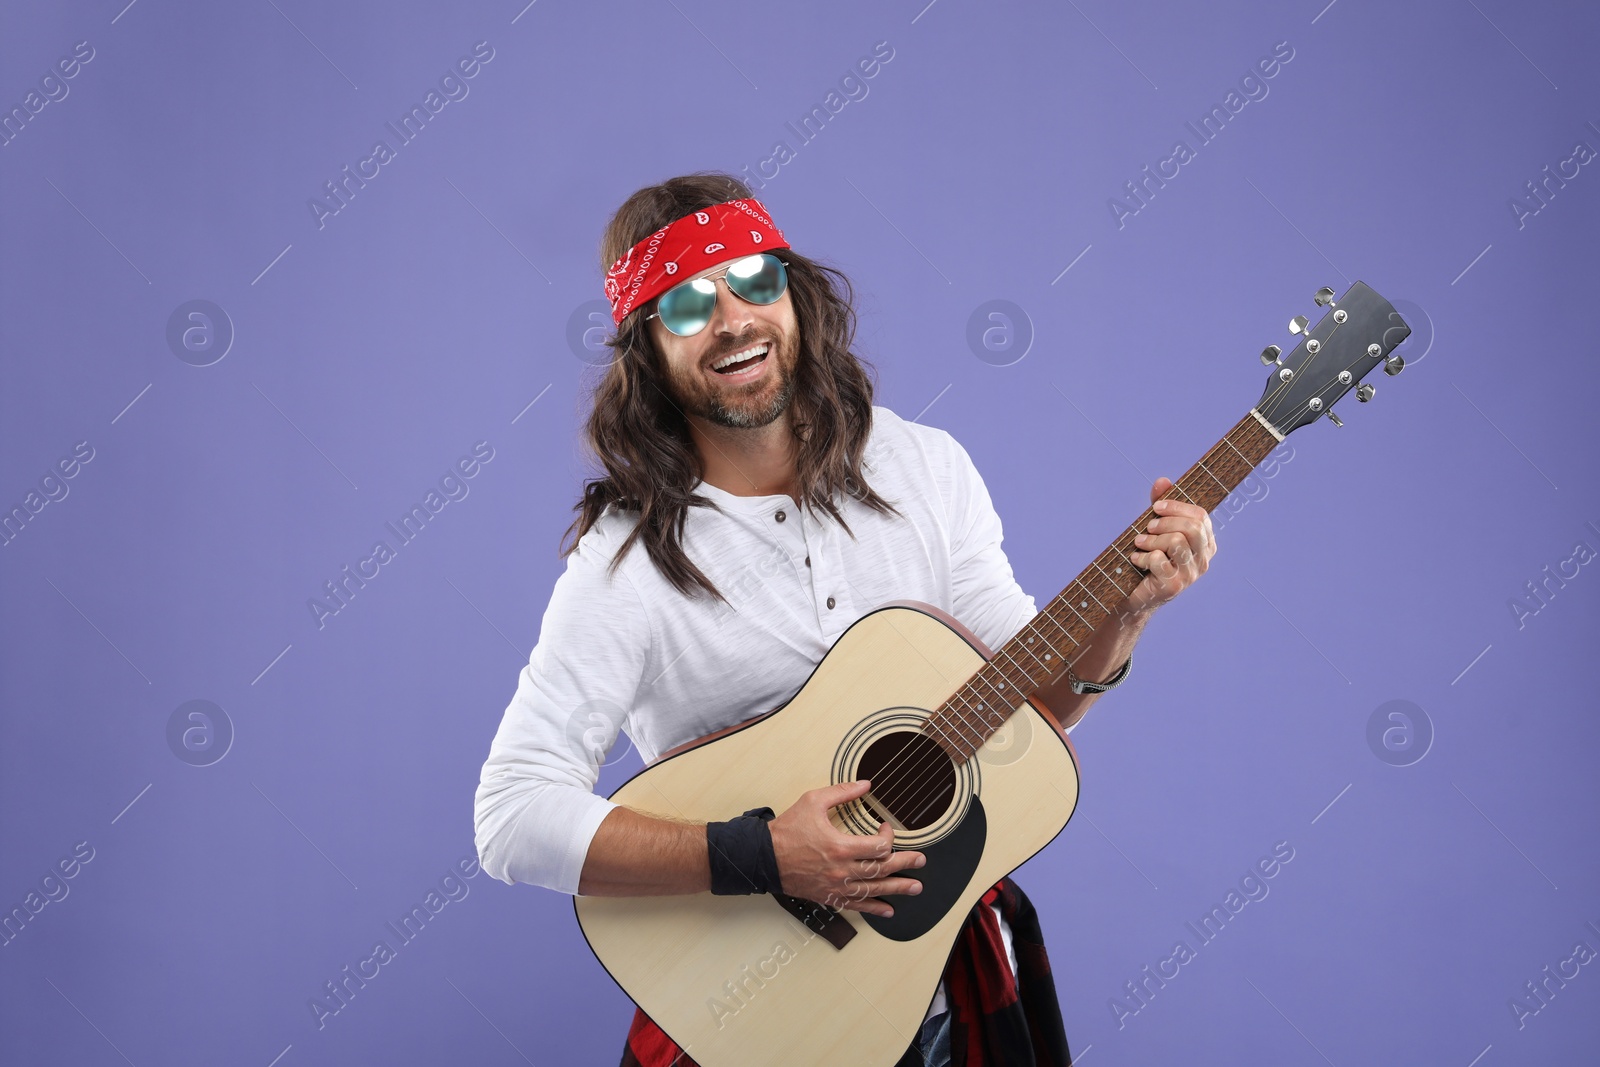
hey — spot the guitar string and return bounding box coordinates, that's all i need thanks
[837,324,1375,848]
[841,328,1371,891]
[903,412,1251,776]
[906,401,1275,774]
[889,525,1215,830]
[877,425,1277,829]
[857,404,1280,812]
[892,414,1269,821]
[825,462,1185,826]
[883,379,1318,825]
[873,418,1269,824]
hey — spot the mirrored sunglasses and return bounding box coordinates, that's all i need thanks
[644,253,789,337]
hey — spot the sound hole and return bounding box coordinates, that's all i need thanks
[855,731,956,831]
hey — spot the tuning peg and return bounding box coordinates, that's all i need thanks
[1314,287,1337,307]
[1384,353,1405,375]
[1356,383,1376,402]
[1326,409,1344,427]
[1260,344,1282,366]
[1289,315,1310,336]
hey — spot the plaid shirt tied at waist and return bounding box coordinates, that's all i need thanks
[618,875,1072,1067]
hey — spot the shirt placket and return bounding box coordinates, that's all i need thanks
[799,506,848,638]
[764,499,808,594]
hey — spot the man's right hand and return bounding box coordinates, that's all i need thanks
[766,779,926,918]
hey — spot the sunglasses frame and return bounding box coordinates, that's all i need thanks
[643,253,791,337]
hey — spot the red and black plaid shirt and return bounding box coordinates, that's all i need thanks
[619,875,1072,1067]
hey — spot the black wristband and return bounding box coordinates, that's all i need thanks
[706,806,782,895]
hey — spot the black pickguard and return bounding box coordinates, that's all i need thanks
[861,795,986,941]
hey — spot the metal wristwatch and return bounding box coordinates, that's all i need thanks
[1066,653,1132,696]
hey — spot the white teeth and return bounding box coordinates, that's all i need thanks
[712,343,768,370]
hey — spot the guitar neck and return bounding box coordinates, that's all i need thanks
[927,408,1285,759]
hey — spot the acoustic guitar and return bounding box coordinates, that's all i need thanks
[574,280,1410,1066]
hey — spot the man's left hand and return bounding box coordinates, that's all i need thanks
[1126,476,1216,614]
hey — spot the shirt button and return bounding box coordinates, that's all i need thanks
[826,596,836,609]
[775,509,786,523]
[804,555,811,567]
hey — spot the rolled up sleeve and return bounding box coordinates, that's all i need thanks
[473,531,652,894]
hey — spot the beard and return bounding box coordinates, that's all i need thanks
[663,334,798,430]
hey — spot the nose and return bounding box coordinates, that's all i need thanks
[708,277,758,338]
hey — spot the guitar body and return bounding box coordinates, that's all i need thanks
[574,601,1081,1067]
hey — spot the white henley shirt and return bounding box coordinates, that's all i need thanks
[475,404,1064,1020]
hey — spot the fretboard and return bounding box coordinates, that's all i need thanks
[924,408,1283,760]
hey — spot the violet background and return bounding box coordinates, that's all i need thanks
[3,1,1597,1064]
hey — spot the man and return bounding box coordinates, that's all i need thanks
[473,173,1216,1066]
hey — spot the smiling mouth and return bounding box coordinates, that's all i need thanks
[710,341,771,377]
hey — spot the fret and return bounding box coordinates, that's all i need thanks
[1206,438,1235,472]
[934,716,972,758]
[922,715,960,752]
[944,693,975,725]
[984,682,1015,717]
[960,697,998,729]
[976,700,1006,728]
[1176,477,1213,510]
[1036,610,1077,652]
[1221,432,1254,469]
[1015,644,1052,676]
[948,693,977,723]
[1015,632,1054,673]
[1195,459,1229,495]
[940,697,979,729]
[994,648,1032,684]
[1028,617,1058,649]
[990,673,1019,706]
[1205,439,1247,484]
[959,691,986,726]
[936,411,1277,760]
[932,714,964,747]
[974,671,1008,710]
[1043,607,1081,652]
[1060,597,1095,630]
[1074,579,1111,616]
[1090,557,1131,598]
[1032,634,1067,672]
[951,711,987,750]
[971,676,1005,713]
[938,707,983,750]
[972,671,1011,703]
[946,694,980,735]
[961,700,996,738]
[1120,521,1145,556]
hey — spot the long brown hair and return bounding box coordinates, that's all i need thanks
[561,172,901,603]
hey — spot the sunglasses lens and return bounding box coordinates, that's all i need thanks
[655,255,788,336]
[725,254,787,305]
[657,279,717,337]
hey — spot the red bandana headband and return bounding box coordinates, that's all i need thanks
[604,197,790,326]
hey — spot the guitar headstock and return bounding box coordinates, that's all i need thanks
[1255,281,1410,435]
